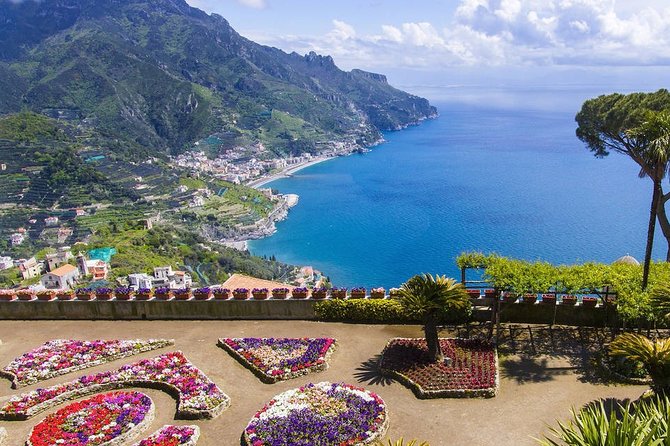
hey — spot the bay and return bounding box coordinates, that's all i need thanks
[249,95,661,289]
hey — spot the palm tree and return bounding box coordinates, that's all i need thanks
[627,111,670,289]
[397,273,470,362]
[609,333,670,396]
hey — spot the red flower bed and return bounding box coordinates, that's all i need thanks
[379,338,498,398]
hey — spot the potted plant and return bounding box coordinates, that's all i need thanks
[114,287,134,301]
[561,294,577,305]
[370,287,386,299]
[94,288,112,301]
[193,287,212,300]
[37,290,56,301]
[0,290,16,301]
[466,289,481,300]
[233,288,249,300]
[484,289,497,299]
[213,288,230,300]
[311,287,328,299]
[75,288,94,301]
[582,296,598,307]
[502,292,518,304]
[252,288,270,300]
[56,290,75,301]
[388,288,401,298]
[541,294,556,305]
[522,293,537,304]
[17,290,35,301]
[272,287,289,299]
[174,288,192,301]
[350,287,366,299]
[135,288,153,301]
[154,287,173,300]
[291,287,309,299]
[330,287,347,299]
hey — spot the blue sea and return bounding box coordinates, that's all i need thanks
[250,87,663,288]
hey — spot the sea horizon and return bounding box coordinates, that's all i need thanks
[249,86,665,289]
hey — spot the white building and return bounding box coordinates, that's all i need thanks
[18,257,42,279]
[10,233,24,246]
[45,248,73,272]
[0,256,13,270]
[128,273,154,290]
[40,264,80,290]
[152,266,192,288]
[44,216,59,226]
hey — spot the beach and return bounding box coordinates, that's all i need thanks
[246,155,334,189]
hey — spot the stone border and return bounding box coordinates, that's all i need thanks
[1,339,174,388]
[26,392,155,446]
[241,382,388,446]
[597,356,652,385]
[379,337,499,399]
[1,352,231,421]
[131,425,200,446]
[217,338,337,384]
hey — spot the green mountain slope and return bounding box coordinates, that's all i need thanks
[0,0,436,155]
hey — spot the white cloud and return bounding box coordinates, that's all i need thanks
[237,0,267,9]
[246,0,670,71]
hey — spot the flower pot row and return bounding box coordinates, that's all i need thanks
[0,286,394,301]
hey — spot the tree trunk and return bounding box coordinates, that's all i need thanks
[657,190,670,261]
[643,179,662,289]
[424,313,443,362]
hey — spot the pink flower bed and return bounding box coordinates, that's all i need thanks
[2,339,174,388]
[132,425,200,446]
[27,391,154,446]
[218,337,336,383]
[379,338,498,398]
[1,351,230,420]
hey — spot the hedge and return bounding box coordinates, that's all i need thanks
[314,299,471,324]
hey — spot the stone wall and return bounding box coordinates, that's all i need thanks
[0,300,316,320]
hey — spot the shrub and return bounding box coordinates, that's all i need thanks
[538,395,670,446]
[315,299,470,324]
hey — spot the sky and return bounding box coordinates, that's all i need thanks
[184,0,670,103]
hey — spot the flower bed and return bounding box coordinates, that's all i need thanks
[27,391,154,446]
[218,337,337,383]
[379,338,498,398]
[2,339,174,388]
[1,351,230,420]
[131,425,200,446]
[243,382,388,446]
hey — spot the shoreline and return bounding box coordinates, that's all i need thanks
[246,156,335,189]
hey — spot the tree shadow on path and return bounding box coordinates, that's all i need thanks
[500,355,572,384]
[354,355,394,386]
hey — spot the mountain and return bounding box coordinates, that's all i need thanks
[0,0,437,156]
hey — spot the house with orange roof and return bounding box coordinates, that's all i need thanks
[40,264,80,290]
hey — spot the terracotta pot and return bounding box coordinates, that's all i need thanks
[233,291,249,300]
[271,291,288,300]
[115,293,133,301]
[582,297,598,308]
[194,292,212,301]
[522,294,537,304]
[252,292,269,300]
[561,295,577,305]
[291,291,308,299]
[213,290,230,300]
[541,294,556,305]
[350,291,366,299]
[311,290,327,300]
[57,292,75,301]
[135,293,153,301]
[37,293,56,301]
[331,290,347,299]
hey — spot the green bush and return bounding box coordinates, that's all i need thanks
[314,299,471,324]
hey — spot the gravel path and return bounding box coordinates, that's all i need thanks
[0,320,647,446]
